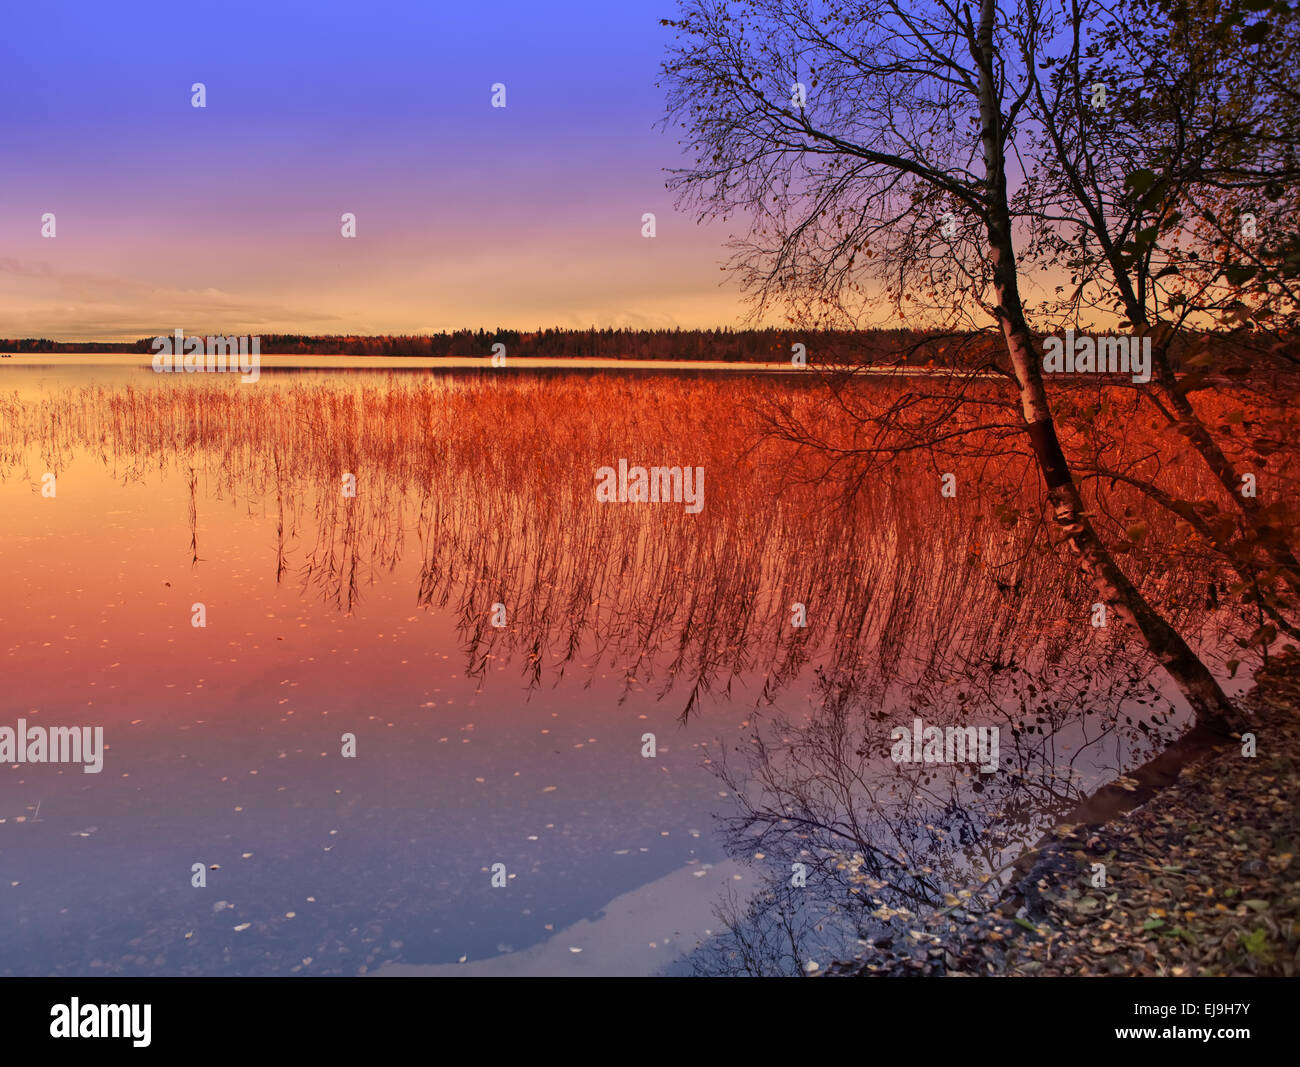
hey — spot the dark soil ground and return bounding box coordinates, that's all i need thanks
[831,651,1300,977]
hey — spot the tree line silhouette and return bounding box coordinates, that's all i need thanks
[3,326,1286,370]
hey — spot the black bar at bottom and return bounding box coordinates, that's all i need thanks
[0,976,1287,1053]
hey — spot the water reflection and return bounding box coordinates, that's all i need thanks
[0,370,1249,975]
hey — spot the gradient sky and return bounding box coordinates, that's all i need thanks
[0,0,755,340]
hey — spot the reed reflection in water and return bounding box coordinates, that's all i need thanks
[0,371,1250,975]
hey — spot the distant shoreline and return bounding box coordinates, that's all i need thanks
[0,353,811,372]
[3,327,1284,374]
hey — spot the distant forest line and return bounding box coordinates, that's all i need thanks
[2,326,1286,369]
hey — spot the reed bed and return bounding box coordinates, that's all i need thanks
[0,373,1263,717]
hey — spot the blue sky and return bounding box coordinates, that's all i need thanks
[0,0,748,338]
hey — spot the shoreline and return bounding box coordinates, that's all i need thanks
[831,651,1299,977]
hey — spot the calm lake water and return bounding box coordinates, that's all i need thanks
[0,360,1244,975]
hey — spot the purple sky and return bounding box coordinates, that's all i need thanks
[0,0,751,339]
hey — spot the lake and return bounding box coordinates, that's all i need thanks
[0,360,1245,975]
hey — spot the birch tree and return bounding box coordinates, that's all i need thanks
[1015,0,1300,600]
[661,0,1243,730]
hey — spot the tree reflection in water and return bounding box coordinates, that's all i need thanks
[1,374,1253,973]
